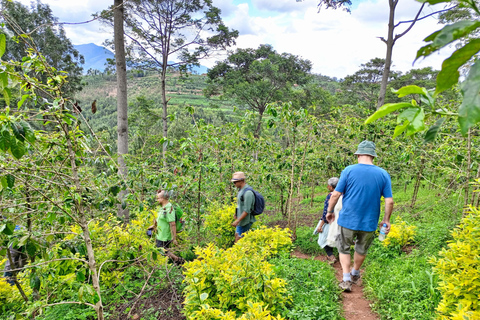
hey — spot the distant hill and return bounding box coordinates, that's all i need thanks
[75,43,114,73]
[74,43,209,74]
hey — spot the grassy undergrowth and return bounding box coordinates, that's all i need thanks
[271,255,343,320]
[363,185,461,320]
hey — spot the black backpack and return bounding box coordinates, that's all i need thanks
[241,187,265,216]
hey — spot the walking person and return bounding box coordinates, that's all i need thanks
[315,177,339,264]
[231,172,256,243]
[326,141,394,292]
[148,189,181,263]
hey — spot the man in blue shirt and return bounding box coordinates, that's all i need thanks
[326,140,394,292]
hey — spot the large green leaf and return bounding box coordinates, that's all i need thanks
[458,60,480,135]
[407,108,425,135]
[365,103,412,124]
[392,85,428,98]
[393,121,409,138]
[416,21,480,59]
[20,120,35,144]
[6,174,14,189]
[424,118,446,143]
[397,107,421,123]
[11,122,25,142]
[10,140,26,159]
[0,129,11,151]
[0,72,8,89]
[436,39,480,95]
[0,34,5,59]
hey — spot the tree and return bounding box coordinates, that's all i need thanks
[113,0,129,220]
[104,0,238,161]
[0,0,84,97]
[205,44,312,137]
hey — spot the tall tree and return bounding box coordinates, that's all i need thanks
[0,0,84,97]
[113,0,129,220]
[205,44,312,137]
[106,0,238,161]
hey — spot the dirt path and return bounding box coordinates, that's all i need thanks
[292,250,379,320]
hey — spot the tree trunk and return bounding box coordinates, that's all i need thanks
[464,128,472,211]
[411,157,425,208]
[254,109,264,139]
[377,0,397,110]
[287,128,296,230]
[114,0,129,221]
[161,66,168,166]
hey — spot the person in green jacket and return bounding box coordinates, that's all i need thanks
[231,172,256,243]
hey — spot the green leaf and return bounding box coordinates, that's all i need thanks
[20,120,35,144]
[365,103,412,124]
[76,271,86,282]
[459,60,480,135]
[1,221,15,235]
[398,108,421,123]
[0,176,7,189]
[393,121,409,138]
[436,39,480,95]
[10,140,26,159]
[6,174,14,188]
[17,94,30,108]
[424,118,446,143]
[78,286,84,301]
[11,122,25,142]
[3,87,11,106]
[407,108,426,136]
[0,72,8,89]
[109,185,120,196]
[200,292,208,301]
[30,276,40,290]
[392,85,428,98]
[0,129,11,152]
[416,21,480,60]
[121,199,127,210]
[26,242,37,257]
[0,33,6,59]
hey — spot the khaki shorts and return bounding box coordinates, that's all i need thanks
[337,226,375,256]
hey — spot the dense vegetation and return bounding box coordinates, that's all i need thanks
[2,0,480,319]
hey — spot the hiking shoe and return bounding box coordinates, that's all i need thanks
[351,273,361,284]
[339,280,352,292]
[327,255,337,265]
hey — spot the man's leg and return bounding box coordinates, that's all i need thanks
[353,251,367,270]
[339,253,351,274]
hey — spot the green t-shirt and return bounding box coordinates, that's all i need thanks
[156,202,175,241]
[236,184,256,227]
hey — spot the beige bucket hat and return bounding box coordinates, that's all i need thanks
[231,172,246,182]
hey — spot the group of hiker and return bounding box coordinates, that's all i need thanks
[3,140,393,293]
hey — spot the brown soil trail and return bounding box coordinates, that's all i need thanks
[292,250,379,320]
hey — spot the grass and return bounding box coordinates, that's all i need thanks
[362,184,461,320]
[270,255,343,320]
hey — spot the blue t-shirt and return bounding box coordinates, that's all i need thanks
[335,164,393,232]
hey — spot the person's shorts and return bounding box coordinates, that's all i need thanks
[236,222,253,238]
[156,239,172,249]
[337,226,375,255]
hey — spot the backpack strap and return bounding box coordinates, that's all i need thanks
[240,187,253,202]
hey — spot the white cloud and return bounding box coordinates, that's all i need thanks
[14,0,454,78]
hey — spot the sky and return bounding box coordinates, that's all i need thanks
[17,0,455,79]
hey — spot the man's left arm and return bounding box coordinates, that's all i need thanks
[381,197,394,233]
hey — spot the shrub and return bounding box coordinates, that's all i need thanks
[238,226,292,258]
[189,302,285,320]
[203,202,236,249]
[382,217,416,249]
[183,227,293,318]
[430,208,480,319]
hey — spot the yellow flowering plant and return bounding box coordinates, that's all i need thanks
[203,202,236,249]
[183,227,293,318]
[430,208,480,319]
[382,217,416,249]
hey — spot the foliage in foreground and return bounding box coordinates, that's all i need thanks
[182,227,292,319]
[431,207,480,319]
[271,255,342,320]
[382,217,417,250]
[203,202,236,249]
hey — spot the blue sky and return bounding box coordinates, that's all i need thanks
[17,0,454,78]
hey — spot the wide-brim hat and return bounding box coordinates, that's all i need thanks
[354,140,377,157]
[231,171,246,182]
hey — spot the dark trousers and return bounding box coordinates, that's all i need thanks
[325,245,334,256]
